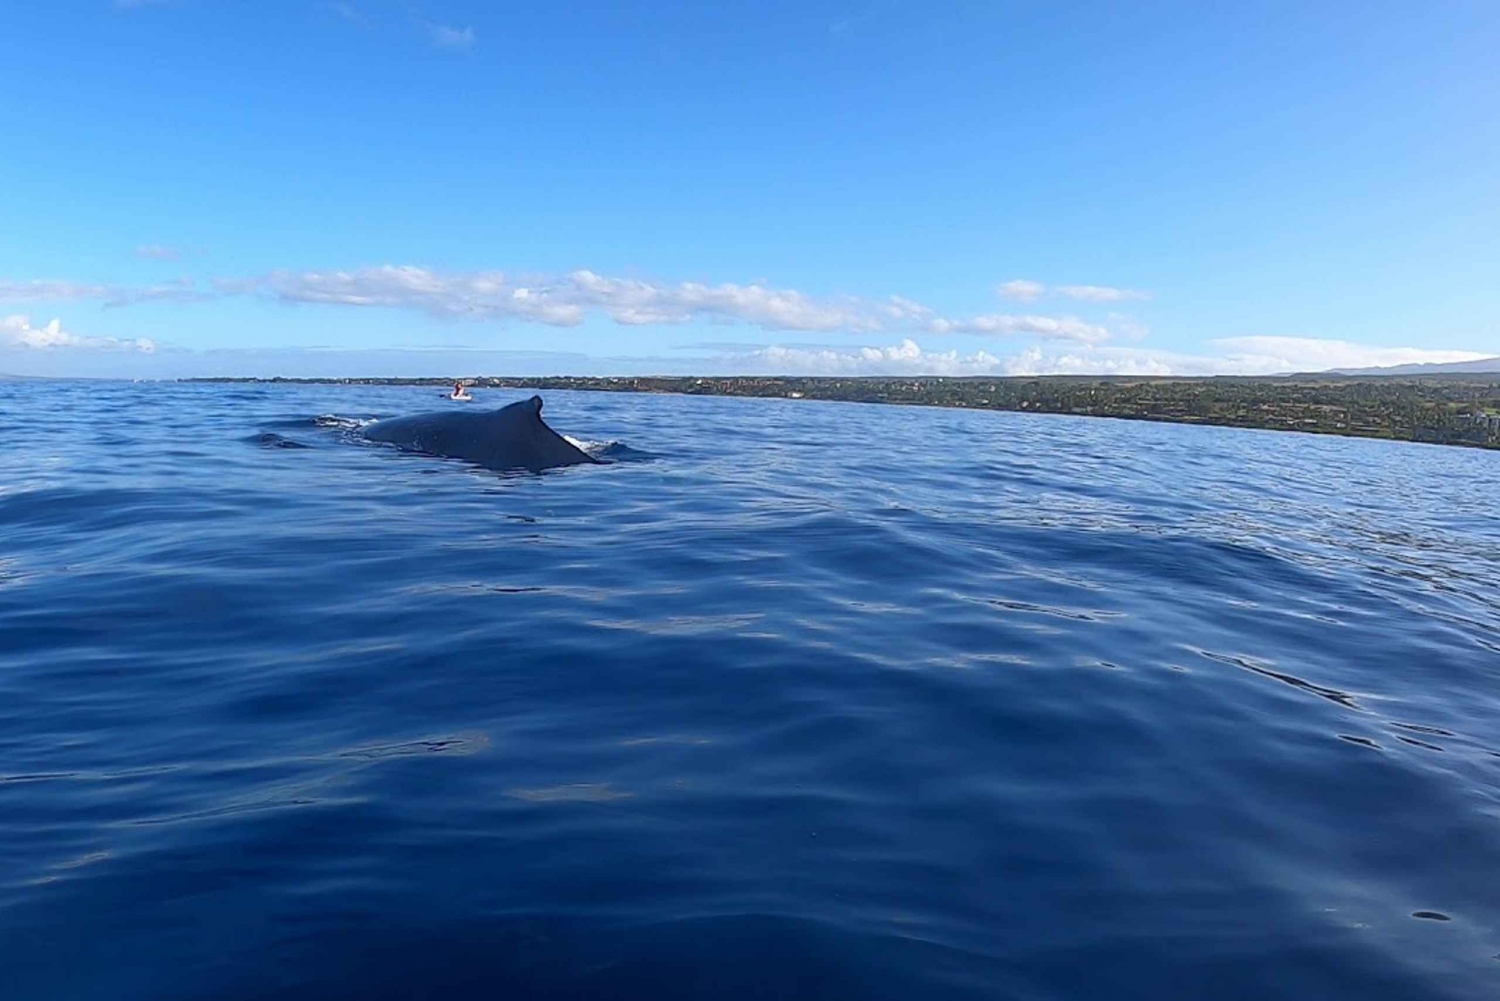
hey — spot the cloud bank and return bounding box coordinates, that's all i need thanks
[0,332,1483,380]
[1,315,156,353]
[219,266,1115,344]
[1,267,1129,344]
[1,267,1484,378]
[706,337,1488,378]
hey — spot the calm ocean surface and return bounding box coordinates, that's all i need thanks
[2,380,1498,1000]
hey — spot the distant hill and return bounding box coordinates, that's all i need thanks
[1327,357,1500,376]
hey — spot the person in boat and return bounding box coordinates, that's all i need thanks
[451,382,472,400]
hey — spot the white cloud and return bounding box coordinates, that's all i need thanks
[1054,284,1151,302]
[704,340,1211,376]
[878,295,936,322]
[990,340,1490,378]
[700,336,1490,378]
[0,277,204,306]
[235,266,1110,342]
[566,269,870,330]
[703,339,1148,377]
[1,315,156,353]
[429,24,475,48]
[728,339,1002,376]
[0,329,1485,380]
[110,280,206,306]
[13,270,1480,377]
[997,279,1045,302]
[1001,346,1177,376]
[928,313,1112,345]
[1209,337,1488,375]
[998,279,1150,302]
[247,266,585,325]
[1,267,1122,344]
[723,341,1180,376]
[0,279,117,301]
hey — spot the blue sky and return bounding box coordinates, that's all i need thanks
[2,0,1496,377]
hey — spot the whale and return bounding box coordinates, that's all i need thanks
[362,395,600,473]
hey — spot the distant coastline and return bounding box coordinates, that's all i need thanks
[185,374,1500,450]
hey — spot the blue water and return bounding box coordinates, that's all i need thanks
[2,380,1498,1000]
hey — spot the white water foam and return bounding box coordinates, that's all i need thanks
[564,435,618,459]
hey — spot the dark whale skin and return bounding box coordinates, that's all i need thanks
[362,395,599,472]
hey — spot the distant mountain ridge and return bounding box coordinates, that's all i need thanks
[1326,357,1500,376]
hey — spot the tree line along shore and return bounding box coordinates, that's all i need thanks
[188,374,1500,450]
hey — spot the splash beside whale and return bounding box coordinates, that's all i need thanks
[361,395,600,473]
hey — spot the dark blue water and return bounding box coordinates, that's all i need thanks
[2,380,1498,999]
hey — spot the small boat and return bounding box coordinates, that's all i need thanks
[449,383,473,402]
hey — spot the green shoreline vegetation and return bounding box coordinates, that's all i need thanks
[187,374,1500,450]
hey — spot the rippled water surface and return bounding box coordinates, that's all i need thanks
[3,380,1499,999]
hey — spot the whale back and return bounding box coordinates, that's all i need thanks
[363,395,598,472]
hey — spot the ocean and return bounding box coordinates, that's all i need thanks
[2,380,1497,999]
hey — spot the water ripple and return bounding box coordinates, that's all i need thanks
[2,381,1498,999]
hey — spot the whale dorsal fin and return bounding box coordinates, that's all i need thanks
[497,395,544,416]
